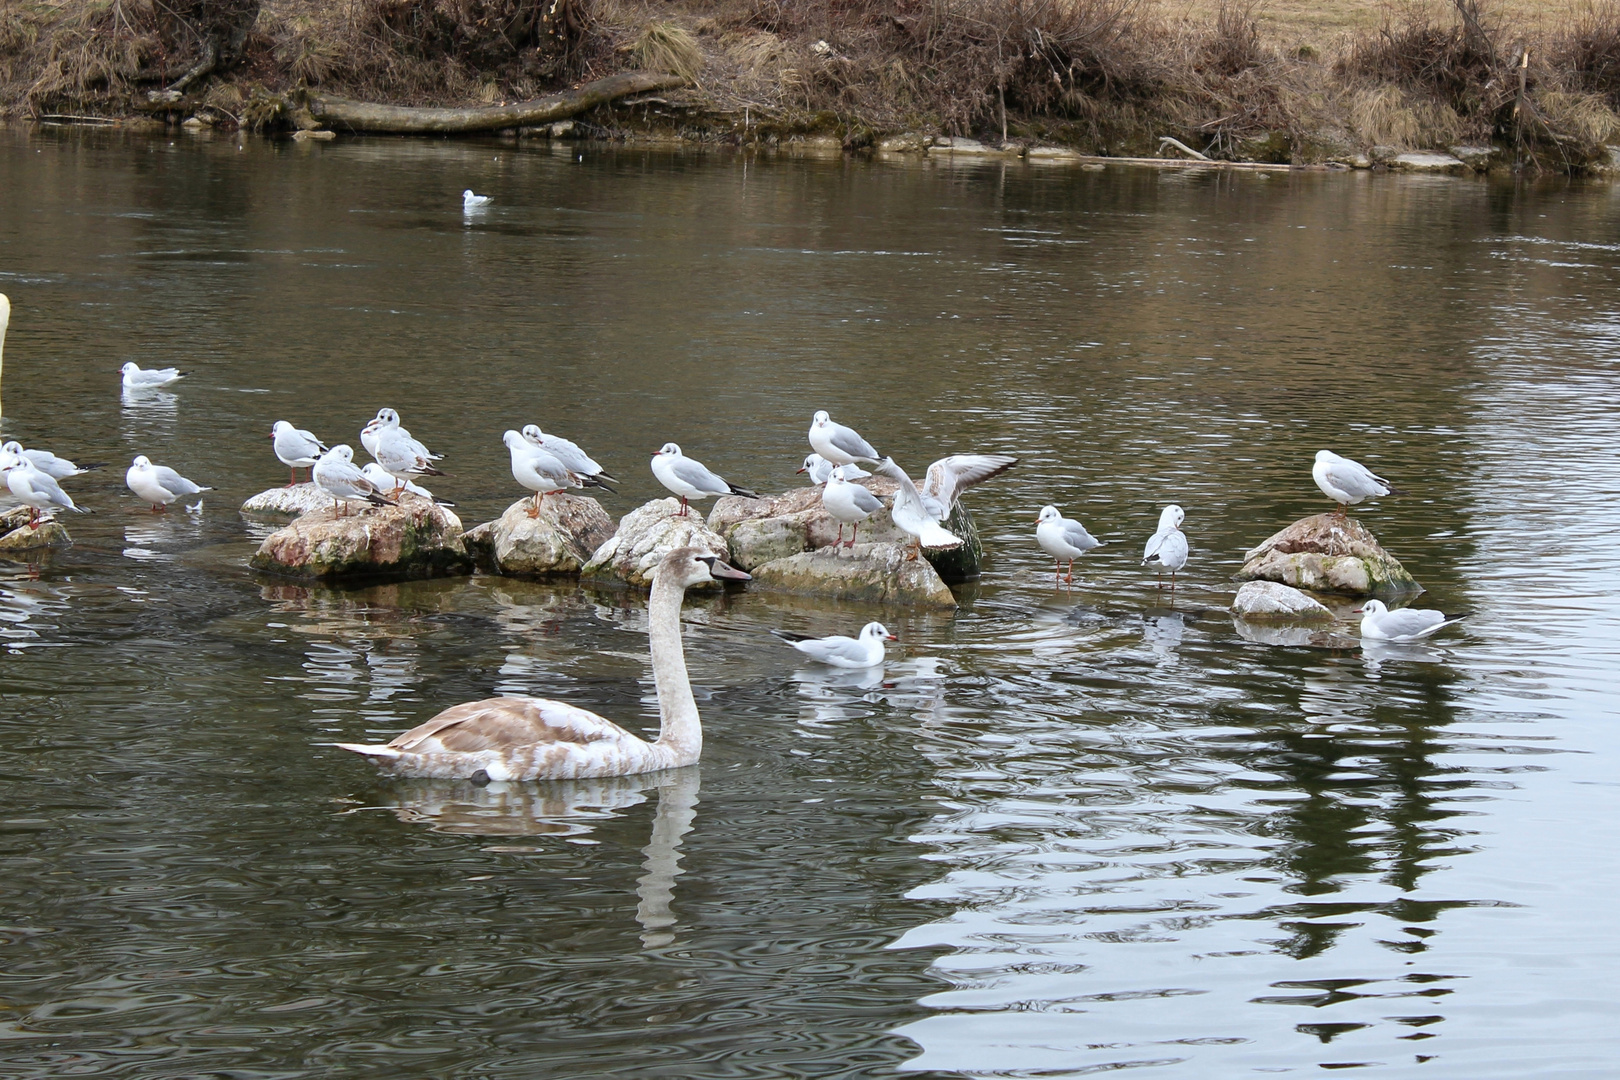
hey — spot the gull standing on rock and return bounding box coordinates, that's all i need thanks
[875,457,961,558]
[361,408,440,464]
[1314,450,1399,516]
[362,463,446,504]
[809,411,881,467]
[1036,505,1104,583]
[0,440,103,481]
[651,443,759,517]
[918,454,1019,520]
[772,621,896,668]
[271,421,328,487]
[822,465,885,550]
[521,424,617,490]
[313,445,391,515]
[798,453,869,485]
[120,362,186,390]
[2,454,87,528]
[126,456,210,512]
[371,424,446,491]
[1141,504,1188,591]
[504,430,573,516]
[1354,599,1466,642]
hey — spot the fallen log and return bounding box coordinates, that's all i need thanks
[308,72,688,134]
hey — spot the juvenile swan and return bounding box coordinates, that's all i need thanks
[336,548,751,781]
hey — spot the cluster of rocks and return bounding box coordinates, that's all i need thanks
[0,507,71,557]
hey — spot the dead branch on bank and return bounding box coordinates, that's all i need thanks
[307,69,687,131]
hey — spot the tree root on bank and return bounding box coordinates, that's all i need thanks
[307,72,689,134]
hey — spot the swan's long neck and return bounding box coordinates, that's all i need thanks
[647,573,701,764]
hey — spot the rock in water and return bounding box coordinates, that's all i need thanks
[463,495,616,577]
[241,483,338,519]
[1230,581,1334,621]
[582,498,730,589]
[1233,513,1419,597]
[708,480,985,582]
[249,495,473,581]
[0,507,71,555]
[748,544,958,609]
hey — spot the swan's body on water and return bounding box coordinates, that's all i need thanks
[799,453,868,485]
[271,421,328,486]
[651,443,759,516]
[772,621,895,668]
[313,445,390,513]
[126,455,209,511]
[875,457,961,556]
[1314,450,1397,513]
[1037,504,1103,582]
[1,440,101,481]
[822,466,885,548]
[120,362,185,390]
[808,411,881,467]
[521,424,617,488]
[1355,599,1466,641]
[336,548,751,780]
[1142,504,1188,588]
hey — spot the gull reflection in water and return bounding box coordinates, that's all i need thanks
[369,766,701,948]
[1361,637,1452,675]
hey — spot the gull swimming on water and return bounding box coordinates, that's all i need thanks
[808,411,881,467]
[771,621,896,668]
[521,424,617,489]
[1354,599,1466,642]
[651,443,759,517]
[504,429,573,515]
[463,189,492,209]
[1036,505,1104,583]
[271,420,328,487]
[798,453,868,485]
[0,440,103,481]
[120,362,186,390]
[822,465,885,550]
[874,457,961,557]
[126,455,210,512]
[2,454,88,527]
[1141,504,1188,590]
[313,445,391,515]
[335,547,751,781]
[1314,450,1399,515]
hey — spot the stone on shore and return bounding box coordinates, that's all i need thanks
[249,495,473,581]
[581,498,730,589]
[748,544,958,609]
[241,482,337,519]
[1233,513,1420,597]
[1230,581,1334,621]
[708,480,986,582]
[1389,151,1467,172]
[0,507,71,555]
[463,495,616,578]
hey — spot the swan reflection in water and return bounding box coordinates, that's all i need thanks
[365,766,700,948]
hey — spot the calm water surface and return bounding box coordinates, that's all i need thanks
[1,127,1618,1077]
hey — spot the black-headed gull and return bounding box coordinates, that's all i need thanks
[313,445,391,515]
[521,424,617,489]
[2,454,87,527]
[361,408,441,463]
[126,455,210,512]
[0,440,103,481]
[772,621,896,668]
[504,429,573,515]
[1036,505,1103,583]
[463,189,492,209]
[1314,450,1400,515]
[798,453,869,485]
[1141,504,1188,590]
[808,411,881,467]
[874,457,961,557]
[1353,599,1466,641]
[361,463,448,505]
[271,421,329,487]
[120,362,186,390]
[918,454,1018,520]
[651,443,759,517]
[371,426,445,490]
[822,465,885,550]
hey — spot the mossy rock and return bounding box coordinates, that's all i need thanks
[249,495,472,582]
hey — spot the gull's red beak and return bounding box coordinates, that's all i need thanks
[1351,607,1365,614]
[886,634,898,641]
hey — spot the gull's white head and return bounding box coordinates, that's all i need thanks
[1353,599,1388,616]
[1037,505,1061,524]
[131,455,152,468]
[272,420,292,437]
[2,440,21,455]
[374,408,399,426]
[502,429,525,451]
[829,465,852,483]
[521,424,545,444]
[121,362,139,376]
[1314,450,1338,464]
[655,442,681,457]
[862,621,898,642]
[1158,504,1185,531]
[332,444,354,462]
[812,410,830,427]
[798,453,819,474]
[463,189,474,198]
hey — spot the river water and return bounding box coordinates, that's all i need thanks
[1,126,1618,1078]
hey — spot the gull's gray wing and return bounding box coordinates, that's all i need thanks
[671,456,730,495]
[828,423,879,462]
[1063,519,1101,551]
[848,485,885,514]
[544,434,602,476]
[794,636,868,664]
[1143,528,1169,563]
[1327,458,1391,500]
[1380,608,1446,638]
[153,465,205,496]
[296,428,328,452]
[34,471,76,509]
[921,454,1018,513]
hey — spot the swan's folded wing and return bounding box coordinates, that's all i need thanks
[389,697,624,752]
[921,454,1018,512]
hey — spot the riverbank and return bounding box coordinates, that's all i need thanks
[5,0,1620,171]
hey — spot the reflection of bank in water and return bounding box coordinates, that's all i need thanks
[364,766,700,948]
